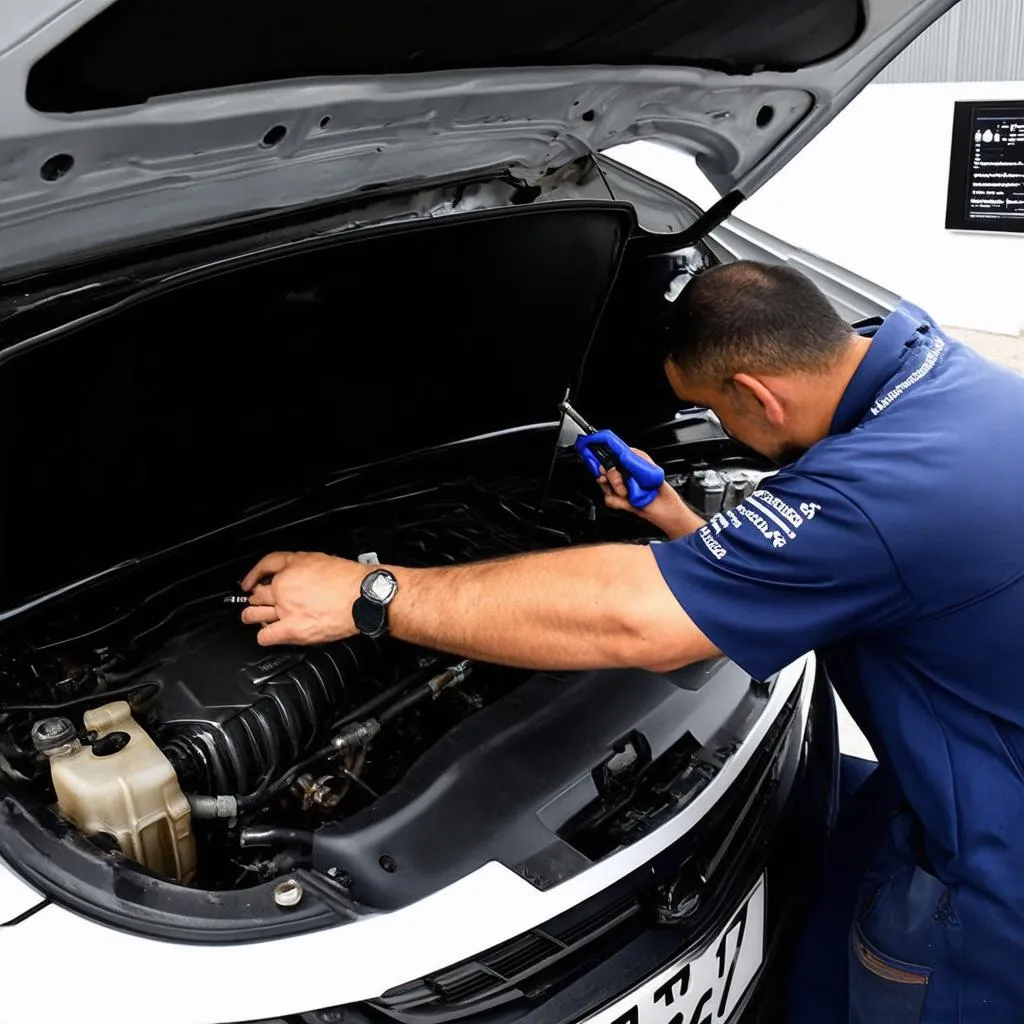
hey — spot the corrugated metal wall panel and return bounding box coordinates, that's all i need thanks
[877,0,1024,83]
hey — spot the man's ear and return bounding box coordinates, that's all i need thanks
[731,373,786,428]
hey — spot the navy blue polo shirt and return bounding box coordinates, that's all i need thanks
[652,301,1024,953]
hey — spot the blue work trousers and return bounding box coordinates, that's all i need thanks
[783,757,1014,1023]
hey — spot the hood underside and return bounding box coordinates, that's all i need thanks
[27,0,864,111]
[0,205,634,614]
[0,0,958,274]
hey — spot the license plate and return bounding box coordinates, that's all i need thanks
[584,876,766,1024]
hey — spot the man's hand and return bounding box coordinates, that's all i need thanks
[597,449,704,540]
[241,552,363,646]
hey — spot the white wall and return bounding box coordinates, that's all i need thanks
[609,81,1024,337]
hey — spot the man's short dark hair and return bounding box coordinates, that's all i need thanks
[664,260,854,382]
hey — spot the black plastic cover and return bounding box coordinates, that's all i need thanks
[148,622,381,794]
[28,0,864,113]
[313,656,764,908]
[371,671,809,1023]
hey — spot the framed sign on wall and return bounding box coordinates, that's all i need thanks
[945,100,1024,233]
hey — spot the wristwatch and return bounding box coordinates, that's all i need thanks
[353,569,399,638]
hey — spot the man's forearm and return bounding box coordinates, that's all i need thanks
[382,543,712,672]
[241,534,719,668]
[625,482,705,541]
[661,502,705,541]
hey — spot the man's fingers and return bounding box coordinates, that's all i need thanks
[241,605,279,625]
[242,552,293,591]
[605,468,628,497]
[597,470,632,502]
[256,621,292,647]
[248,583,275,606]
[600,485,631,512]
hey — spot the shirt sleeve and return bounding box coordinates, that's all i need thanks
[651,472,912,681]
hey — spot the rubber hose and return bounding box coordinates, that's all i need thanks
[378,682,435,725]
[234,745,336,813]
[239,827,313,852]
[377,661,472,725]
[0,680,161,715]
[332,667,431,728]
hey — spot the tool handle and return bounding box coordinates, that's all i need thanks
[574,430,666,510]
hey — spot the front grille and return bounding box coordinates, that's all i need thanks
[378,891,644,1019]
[372,674,806,1024]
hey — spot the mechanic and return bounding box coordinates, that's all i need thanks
[241,261,1024,1023]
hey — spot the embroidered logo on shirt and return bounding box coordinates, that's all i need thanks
[747,493,798,539]
[709,512,731,535]
[698,525,728,560]
[735,503,788,547]
[869,339,945,415]
[695,486,823,560]
[751,489,803,530]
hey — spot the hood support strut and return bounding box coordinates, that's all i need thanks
[632,191,744,256]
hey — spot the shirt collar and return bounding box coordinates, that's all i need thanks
[828,301,929,436]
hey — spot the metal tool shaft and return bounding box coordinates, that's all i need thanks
[558,400,597,435]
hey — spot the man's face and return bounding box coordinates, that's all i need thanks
[663,359,807,466]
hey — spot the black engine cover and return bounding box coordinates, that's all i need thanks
[145,621,379,795]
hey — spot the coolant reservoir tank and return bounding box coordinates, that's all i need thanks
[33,701,196,883]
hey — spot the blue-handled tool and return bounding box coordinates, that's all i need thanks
[559,401,665,510]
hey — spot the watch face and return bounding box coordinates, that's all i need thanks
[362,570,397,605]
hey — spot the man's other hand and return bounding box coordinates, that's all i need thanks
[597,450,700,540]
[241,552,360,646]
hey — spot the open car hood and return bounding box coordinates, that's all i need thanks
[0,0,957,273]
[0,0,958,614]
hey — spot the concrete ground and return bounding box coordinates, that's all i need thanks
[837,325,1023,761]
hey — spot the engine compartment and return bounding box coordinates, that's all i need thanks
[0,480,579,886]
[0,204,787,939]
[0,451,771,897]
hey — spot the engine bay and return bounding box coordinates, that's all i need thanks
[0,453,771,896]
[0,204,784,919]
[0,481,579,889]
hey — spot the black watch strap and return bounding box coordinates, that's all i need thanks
[353,595,389,638]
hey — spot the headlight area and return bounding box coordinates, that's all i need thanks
[239,660,822,1024]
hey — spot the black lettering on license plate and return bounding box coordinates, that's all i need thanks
[653,965,691,1007]
[714,900,749,1018]
[610,1005,639,1024]
[610,891,753,1024]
